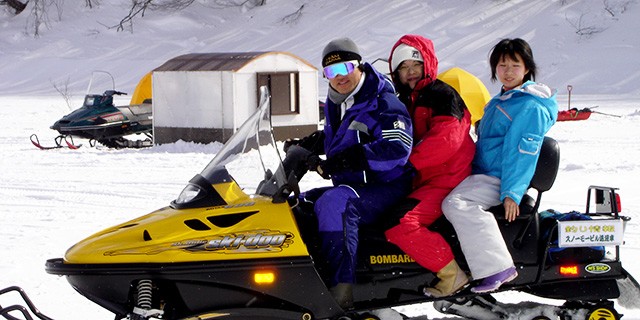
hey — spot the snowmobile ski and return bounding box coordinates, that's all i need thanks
[64,135,82,149]
[0,286,54,320]
[30,134,81,150]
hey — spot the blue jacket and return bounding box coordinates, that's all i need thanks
[323,63,413,186]
[473,81,558,204]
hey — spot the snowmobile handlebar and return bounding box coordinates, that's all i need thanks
[103,90,127,96]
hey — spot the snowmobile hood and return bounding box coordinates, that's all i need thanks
[50,93,125,132]
[64,193,309,264]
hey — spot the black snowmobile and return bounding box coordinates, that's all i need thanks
[31,71,153,149]
[4,87,639,320]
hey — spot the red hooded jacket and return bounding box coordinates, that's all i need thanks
[389,35,476,199]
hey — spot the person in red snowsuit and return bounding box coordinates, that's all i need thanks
[384,34,476,297]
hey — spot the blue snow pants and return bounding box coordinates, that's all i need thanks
[300,176,411,286]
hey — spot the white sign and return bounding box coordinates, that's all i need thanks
[558,219,624,248]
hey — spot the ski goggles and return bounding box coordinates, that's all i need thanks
[323,60,360,79]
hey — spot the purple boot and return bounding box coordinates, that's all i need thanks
[471,267,518,293]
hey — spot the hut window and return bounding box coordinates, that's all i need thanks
[257,72,300,115]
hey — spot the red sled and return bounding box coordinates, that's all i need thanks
[557,108,592,121]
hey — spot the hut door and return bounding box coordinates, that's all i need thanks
[257,72,300,115]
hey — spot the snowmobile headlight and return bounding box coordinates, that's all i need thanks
[175,185,204,204]
[171,174,228,209]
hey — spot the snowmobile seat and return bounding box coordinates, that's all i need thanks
[490,136,560,264]
[356,199,424,273]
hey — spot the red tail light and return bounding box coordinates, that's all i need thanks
[560,265,579,276]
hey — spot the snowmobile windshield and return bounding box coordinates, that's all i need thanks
[172,87,288,209]
[82,71,124,109]
[86,70,115,95]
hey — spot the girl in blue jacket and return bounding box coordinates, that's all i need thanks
[442,38,558,293]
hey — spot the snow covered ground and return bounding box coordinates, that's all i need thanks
[2,0,640,318]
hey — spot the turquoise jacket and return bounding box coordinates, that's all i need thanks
[473,81,558,204]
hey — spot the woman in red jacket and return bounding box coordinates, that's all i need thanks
[384,34,476,297]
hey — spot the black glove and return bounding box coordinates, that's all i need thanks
[306,154,331,179]
[323,144,368,173]
[307,145,368,179]
[283,130,325,154]
[283,145,313,180]
[283,138,301,153]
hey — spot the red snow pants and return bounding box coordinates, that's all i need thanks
[384,186,454,272]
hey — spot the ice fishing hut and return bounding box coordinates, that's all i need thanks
[152,52,319,144]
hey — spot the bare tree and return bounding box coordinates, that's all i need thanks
[1,0,28,14]
[114,0,196,32]
[565,12,606,38]
[85,0,99,9]
[281,4,304,25]
[114,0,266,32]
[603,0,631,17]
[114,0,152,32]
[26,0,49,37]
[50,0,64,21]
[51,77,74,111]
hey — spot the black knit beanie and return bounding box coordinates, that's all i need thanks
[322,37,362,67]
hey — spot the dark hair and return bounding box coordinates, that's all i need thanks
[489,38,537,83]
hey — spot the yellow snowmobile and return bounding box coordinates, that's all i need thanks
[3,87,637,320]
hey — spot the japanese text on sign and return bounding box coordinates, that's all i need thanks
[558,219,624,248]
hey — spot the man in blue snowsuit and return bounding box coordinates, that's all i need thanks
[286,38,414,308]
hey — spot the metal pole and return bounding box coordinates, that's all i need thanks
[566,85,573,111]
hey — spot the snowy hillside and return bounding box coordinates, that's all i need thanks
[1,0,639,98]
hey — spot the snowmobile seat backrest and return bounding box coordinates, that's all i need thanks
[529,136,560,193]
[491,136,559,254]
